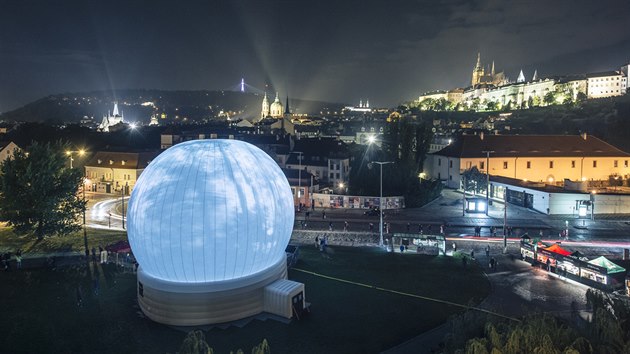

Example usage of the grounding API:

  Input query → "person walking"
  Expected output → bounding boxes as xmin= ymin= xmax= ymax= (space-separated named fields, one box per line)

xmin=328 ymin=222 xmax=333 ymax=231
xmin=15 ymin=253 xmax=22 ymax=270
xmin=452 ymin=242 xmax=457 ymax=253
xmin=322 ymin=210 xmax=326 ymax=219
xmin=485 ymin=245 xmax=490 ymax=258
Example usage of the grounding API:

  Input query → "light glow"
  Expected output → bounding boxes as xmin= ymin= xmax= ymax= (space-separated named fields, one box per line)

xmin=127 ymin=140 xmax=294 ymax=283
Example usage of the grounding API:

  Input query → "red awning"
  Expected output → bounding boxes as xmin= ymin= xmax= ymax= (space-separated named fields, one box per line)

xmin=543 ymin=243 xmax=571 ymax=256
xmin=105 ymin=240 xmax=131 ymax=253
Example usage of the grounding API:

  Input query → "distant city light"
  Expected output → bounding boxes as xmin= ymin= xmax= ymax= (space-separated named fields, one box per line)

xmin=367 ymin=135 xmax=376 ymax=144
xmin=129 ymin=123 xmax=137 ymax=129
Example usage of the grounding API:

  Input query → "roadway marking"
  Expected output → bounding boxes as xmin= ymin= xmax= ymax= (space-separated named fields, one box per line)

xmin=292 ymin=267 xmax=521 ymax=322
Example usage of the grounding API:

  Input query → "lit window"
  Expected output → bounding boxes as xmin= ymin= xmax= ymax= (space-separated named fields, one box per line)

xmin=614 ymin=160 xmax=618 ymax=168
xmin=503 ymin=161 xmax=508 ymax=169
xmin=526 ymin=161 xmax=531 ymax=169
xmin=480 ymin=161 xmax=485 ymax=170
xmin=549 ymin=161 xmax=554 ymax=168
xmin=625 ymin=160 xmax=628 ymax=168
xmin=593 ymin=160 xmax=597 ymax=168
xmin=571 ymin=160 xmax=576 ymax=168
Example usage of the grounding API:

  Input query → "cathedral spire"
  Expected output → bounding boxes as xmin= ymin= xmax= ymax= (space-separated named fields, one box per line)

xmin=517 ymin=69 xmax=525 ymax=83
xmin=284 ymin=95 xmax=290 ymax=115
xmin=491 ymin=61 xmax=495 ymax=75
xmin=112 ymin=102 xmax=119 ymax=116
xmin=532 ymin=69 xmax=538 ymax=81
xmin=475 ymin=52 xmax=481 ymax=69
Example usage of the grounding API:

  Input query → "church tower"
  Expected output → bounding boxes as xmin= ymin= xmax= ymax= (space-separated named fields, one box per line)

xmin=261 ymin=92 xmax=270 ymax=119
xmin=471 ymin=53 xmax=485 ymax=86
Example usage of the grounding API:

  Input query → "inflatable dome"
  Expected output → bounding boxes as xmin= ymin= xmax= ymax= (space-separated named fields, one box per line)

xmin=127 ymin=139 xmax=294 ymax=283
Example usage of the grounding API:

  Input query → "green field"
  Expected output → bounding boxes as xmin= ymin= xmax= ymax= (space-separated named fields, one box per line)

xmin=0 ymin=225 xmax=127 ymax=254
xmin=0 ymin=246 xmax=490 ymax=353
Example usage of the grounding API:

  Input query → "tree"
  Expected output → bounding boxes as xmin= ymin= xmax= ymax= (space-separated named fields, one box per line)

xmin=462 ymin=167 xmax=486 ymax=195
xmin=486 ymin=101 xmax=498 ymax=111
xmin=543 ymin=91 xmax=556 ymax=106
xmin=0 ymin=141 xmax=85 ymax=240
xmin=179 ymin=330 xmax=213 ymax=354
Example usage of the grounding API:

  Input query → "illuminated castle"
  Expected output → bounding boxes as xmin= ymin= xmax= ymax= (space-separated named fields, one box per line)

xmin=471 ymin=53 xmax=508 ymax=87
xmin=98 ymin=102 xmax=124 ymax=132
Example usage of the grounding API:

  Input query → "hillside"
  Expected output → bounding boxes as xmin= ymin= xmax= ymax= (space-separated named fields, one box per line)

xmin=0 ymin=89 xmax=347 ymax=124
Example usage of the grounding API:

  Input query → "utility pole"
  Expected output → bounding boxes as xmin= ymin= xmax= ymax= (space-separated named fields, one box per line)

xmin=503 ymin=187 xmax=508 ymax=253
xmin=371 ymin=161 xmax=394 ymax=248
xmin=83 ymin=177 xmax=88 ymax=259
xmin=482 ymin=150 xmax=494 ymax=216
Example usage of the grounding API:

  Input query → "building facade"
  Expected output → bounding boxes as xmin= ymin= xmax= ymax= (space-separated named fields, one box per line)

xmin=426 ymin=133 xmax=630 ymax=189
xmin=84 ymin=151 xmax=160 ymax=194
xmin=0 ymin=141 xmax=20 ymax=165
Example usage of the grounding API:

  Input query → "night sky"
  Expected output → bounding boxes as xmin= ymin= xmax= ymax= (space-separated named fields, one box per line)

xmin=1 ymin=0 xmax=629 ymax=111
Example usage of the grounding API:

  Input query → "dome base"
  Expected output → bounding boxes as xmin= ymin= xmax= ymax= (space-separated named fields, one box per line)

xmin=137 ymin=256 xmax=287 ymax=326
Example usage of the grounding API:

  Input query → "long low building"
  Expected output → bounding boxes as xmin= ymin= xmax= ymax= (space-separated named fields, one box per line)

xmin=84 ymin=151 xmax=160 ymax=194
xmin=425 ymin=133 xmax=630 ymax=190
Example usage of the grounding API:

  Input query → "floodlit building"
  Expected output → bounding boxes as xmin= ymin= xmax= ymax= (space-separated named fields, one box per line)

xmin=127 ymin=140 xmax=305 ymax=326
xmin=0 ymin=141 xmax=20 ymax=165
xmin=426 ymin=133 xmax=630 ymax=189
xmin=97 ymin=102 xmax=125 ymax=132
xmin=84 ymin=151 xmax=160 ymax=195
xmin=586 ymin=71 xmax=627 ymax=98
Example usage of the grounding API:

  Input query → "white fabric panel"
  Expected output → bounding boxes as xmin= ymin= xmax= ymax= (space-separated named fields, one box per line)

xmin=128 ymin=139 xmax=294 ymax=283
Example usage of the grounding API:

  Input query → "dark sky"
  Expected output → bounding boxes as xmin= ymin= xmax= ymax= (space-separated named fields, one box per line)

xmin=1 ymin=0 xmax=630 ymax=111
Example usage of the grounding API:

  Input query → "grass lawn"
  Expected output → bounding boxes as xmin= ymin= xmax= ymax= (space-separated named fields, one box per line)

xmin=0 ymin=246 xmax=490 ymax=353
xmin=0 ymin=225 xmax=127 ymax=254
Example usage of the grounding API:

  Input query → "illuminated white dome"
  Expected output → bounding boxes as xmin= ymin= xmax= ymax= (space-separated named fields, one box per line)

xmin=127 ymin=139 xmax=294 ymax=283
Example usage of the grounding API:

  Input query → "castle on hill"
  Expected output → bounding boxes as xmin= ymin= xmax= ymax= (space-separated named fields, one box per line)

xmin=417 ymin=53 xmax=629 ymax=111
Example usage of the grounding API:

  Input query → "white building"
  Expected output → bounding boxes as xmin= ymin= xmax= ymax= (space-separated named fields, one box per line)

xmin=0 ymin=141 xmax=20 ymax=165
xmin=586 ymin=71 xmax=627 ymax=99
xmin=84 ymin=151 xmax=160 ymax=195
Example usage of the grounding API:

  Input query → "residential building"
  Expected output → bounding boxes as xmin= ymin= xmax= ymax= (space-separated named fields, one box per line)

xmin=586 ymin=71 xmax=626 ymax=98
xmin=0 ymin=141 xmax=20 ymax=164
xmin=285 ymin=137 xmax=351 ymax=187
xmin=84 ymin=151 xmax=160 ymax=194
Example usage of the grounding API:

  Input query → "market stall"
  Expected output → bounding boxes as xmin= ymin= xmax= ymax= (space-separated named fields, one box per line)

xmin=580 ymin=256 xmax=626 ymax=290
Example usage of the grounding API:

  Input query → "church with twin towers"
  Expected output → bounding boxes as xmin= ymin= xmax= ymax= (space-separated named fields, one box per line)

xmin=261 ymin=92 xmax=289 ymax=119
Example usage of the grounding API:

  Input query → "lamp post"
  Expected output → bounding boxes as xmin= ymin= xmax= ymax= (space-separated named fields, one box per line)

xmin=482 ymin=150 xmax=494 ymax=216
xmin=294 ymin=151 xmax=303 ymax=210
xmin=503 ymin=187 xmax=508 ymax=253
xmin=66 ymin=149 xmax=86 ymax=169
xmin=83 ymin=177 xmax=89 ymax=258
xmin=370 ymin=161 xmax=394 ymax=248
xmin=121 ymin=187 xmax=126 ymax=229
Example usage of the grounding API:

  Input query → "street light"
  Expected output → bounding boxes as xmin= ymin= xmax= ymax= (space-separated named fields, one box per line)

xmin=83 ymin=177 xmax=89 ymax=258
xmin=370 ymin=161 xmax=394 ymax=248
xmin=66 ymin=149 xmax=85 ymax=169
xmin=293 ymin=151 xmax=303 ymax=210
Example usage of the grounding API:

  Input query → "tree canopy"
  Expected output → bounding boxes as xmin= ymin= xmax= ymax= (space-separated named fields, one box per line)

xmin=348 ymin=116 xmax=442 ymax=207
xmin=0 ymin=141 xmax=85 ymax=239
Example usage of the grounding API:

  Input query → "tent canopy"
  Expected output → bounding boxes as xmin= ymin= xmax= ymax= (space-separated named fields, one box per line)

xmin=105 ymin=240 xmax=131 ymax=253
xmin=544 ymin=243 xmax=572 ymax=256
xmin=588 ymin=256 xmax=626 ymax=274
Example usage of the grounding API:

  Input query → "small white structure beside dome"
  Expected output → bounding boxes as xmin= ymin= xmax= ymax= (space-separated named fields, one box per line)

xmin=127 ymin=139 xmax=302 ymax=326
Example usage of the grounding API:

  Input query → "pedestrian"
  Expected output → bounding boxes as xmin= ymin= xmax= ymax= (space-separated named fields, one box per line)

xmin=539 ymin=229 xmax=544 ymax=238
xmin=386 ymin=223 xmax=390 ymax=234
xmin=344 ymin=221 xmax=349 ymax=232
xmin=440 ymin=224 xmax=444 ymax=235
xmin=100 ymin=249 xmax=108 ymax=264
xmin=369 ymin=223 xmax=374 ymax=232
xmin=489 ymin=257 xmax=495 ymax=270
xmin=485 ymin=245 xmax=490 ymax=258
xmin=546 ymin=258 xmax=551 ymax=271
xmin=322 ymin=211 xmax=326 ymax=219
xmin=491 ymin=226 xmax=497 ymax=237
xmin=15 ymin=253 xmax=22 ymax=270
xmin=452 ymin=242 xmax=457 ymax=253
xmin=470 ymin=250 xmax=475 ymax=259
xmin=315 ymin=236 xmax=319 ymax=249
xmin=91 ymin=247 xmax=97 ymax=262
xmin=400 ymin=244 xmax=405 ymax=253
